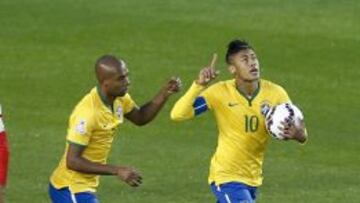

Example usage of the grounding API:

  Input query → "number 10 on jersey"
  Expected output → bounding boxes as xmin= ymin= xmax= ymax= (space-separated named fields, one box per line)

xmin=245 ymin=115 xmax=259 ymax=133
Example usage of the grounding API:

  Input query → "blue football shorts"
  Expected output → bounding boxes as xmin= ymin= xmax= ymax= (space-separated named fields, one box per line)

xmin=210 ymin=181 xmax=257 ymax=203
xmin=49 ymin=183 xmax=99 ymax=203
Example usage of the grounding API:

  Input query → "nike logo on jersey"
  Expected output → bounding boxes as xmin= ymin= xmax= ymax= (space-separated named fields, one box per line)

xmin=228 ymin=102 xmax=239 ymax=107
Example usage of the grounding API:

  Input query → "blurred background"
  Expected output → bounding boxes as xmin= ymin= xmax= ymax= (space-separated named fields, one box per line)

xmin=0 ymin=0 xmax=359 ymax=202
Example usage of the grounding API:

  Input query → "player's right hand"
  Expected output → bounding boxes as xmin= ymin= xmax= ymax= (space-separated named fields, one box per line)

xmin=279 ymin=119 xmax=307 ymax=143
xmin=161 ymin=76 xmax=182 ymax=97
xmin=196 ymin=53 xmax=220 ymax=86
xmin=116 ymin=166 xmax=142 ymax=187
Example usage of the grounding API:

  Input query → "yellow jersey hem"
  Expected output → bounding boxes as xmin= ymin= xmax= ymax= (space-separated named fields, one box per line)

xmin=208 ymin=177 xmax=262 ymax=187
xmin=50 ymin=178 xmax=97 ymax=193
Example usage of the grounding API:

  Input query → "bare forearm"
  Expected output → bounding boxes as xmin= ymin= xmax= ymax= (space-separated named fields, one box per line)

xmin=136 ymin=92 xmax=168 ymax=125
xmin=67 ymin=156 xmax=118 ymax=175
xmin=125 ymin=77 xmax=181 ymax=125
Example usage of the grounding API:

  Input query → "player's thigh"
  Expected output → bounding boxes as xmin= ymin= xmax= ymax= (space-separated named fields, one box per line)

xmin=75 ymin=192 xmax=99 ymax=203
xmin=210 ymin=183 xmax=224 ymax=203
xmin=48 ymin=184 xmax=99 ymax=203
xmin=48 ymin=184 xmax=74 ymax=203
xmin=211 ymin=182 xmax=256 ymax=203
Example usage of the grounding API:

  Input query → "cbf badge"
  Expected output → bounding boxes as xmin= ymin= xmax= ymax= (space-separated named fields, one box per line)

xmin=75 ymin=119 xmax=87 ymax=135
xmin=116 ymin=106 xmax=123 ymax=122
xmin=260 ymin=100 xmax=271 ymax=117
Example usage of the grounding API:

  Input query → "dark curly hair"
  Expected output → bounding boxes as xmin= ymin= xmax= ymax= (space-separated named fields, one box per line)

xmin=225 ymin=39 xmax=253 ymax=64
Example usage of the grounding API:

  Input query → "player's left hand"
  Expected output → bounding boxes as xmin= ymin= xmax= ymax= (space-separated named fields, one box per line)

xmin=278 ymin=118 xmax=307 ymax=143
xmin=161 ymin=76 xmax=182 ymax=97
xmin=116 ymin=166 xmax=143 ymax=187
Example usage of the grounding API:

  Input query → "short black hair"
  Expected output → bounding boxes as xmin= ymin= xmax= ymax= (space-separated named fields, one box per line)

xmin=225 ymin=39 xmax=253 ymax=64
xmin=94 ymin=54 xmax=122 ymax=83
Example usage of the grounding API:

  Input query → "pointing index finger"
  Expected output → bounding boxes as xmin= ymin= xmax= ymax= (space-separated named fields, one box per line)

xmin=209 ymin=53 xmax=218 ymax=68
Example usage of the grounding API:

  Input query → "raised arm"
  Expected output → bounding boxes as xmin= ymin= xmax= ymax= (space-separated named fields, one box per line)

xmin=170 ymin=82 xmax=206 ymax=121
xmin=125 ymin=77 xmax=181 ymax=126
xmin=171 ymin=54 xmax=219 ymax=121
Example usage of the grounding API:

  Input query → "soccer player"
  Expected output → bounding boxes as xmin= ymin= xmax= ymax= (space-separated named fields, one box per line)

xmin=0 ymin=105 xmax=9 ymax=203
xmin=170 ymin=40 xmax=308 ymax=203
xmin=49 ymin=55 xmax=181 ymax=203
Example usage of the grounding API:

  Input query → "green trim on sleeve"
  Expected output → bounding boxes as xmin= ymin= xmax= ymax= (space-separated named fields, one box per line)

xmin=67 ymin=140 xmax=88 ymax=147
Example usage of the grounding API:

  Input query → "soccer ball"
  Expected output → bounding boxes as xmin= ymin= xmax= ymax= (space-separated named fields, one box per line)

xmin=264 ymin=103 xmax=304 ymax=140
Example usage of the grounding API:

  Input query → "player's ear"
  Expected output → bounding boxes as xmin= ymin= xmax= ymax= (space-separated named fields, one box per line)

xmin=102 ymin=79 xmax=111 ymax=89
xmin=228 ymin=65 xmax=236 ymax=74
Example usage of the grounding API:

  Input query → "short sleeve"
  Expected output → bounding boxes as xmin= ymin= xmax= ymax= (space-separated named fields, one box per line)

xmin=276 ymin=85 xmax=291 ymax=104
xmin=122 ymin=93 xmax=138 ymax=114
xmin=67 ymin=109 xmax=95 ymax=146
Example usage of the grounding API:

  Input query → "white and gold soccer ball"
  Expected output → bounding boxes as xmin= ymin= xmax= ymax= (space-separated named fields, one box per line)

xmin=264 ymin=103 xmax=304 ymax=140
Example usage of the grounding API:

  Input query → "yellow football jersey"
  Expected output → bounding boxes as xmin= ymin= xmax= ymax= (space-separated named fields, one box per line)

xmin=171 ymin=79 xmax=290 ymax=187
xmin=50 ymin=86 xmax=136 ymax=193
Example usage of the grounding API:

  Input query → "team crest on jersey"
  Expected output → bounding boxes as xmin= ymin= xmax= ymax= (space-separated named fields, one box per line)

xmin=116 ymin=106 xmax=123 ymax=119
xmin=260 ymin=101 xmax=271 ymax=117
xmin=75 ymin=119 xmax=87 ymax=135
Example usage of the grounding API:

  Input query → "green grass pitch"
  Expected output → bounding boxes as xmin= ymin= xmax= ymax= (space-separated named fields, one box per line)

xmin=0 ymin=0 xmax=359 ymax=202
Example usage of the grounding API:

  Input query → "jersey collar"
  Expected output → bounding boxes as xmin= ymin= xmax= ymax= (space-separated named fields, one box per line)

xmin=234 ymin=80 xmax=261 ymax=106
xmin=96 ymin=85 xmax=113 ymax=112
